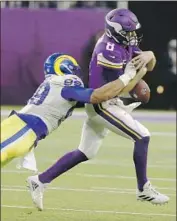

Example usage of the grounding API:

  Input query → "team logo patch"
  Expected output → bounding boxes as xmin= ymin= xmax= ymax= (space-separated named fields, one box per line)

xmin=31 ymin=180 xmax=39 ymax=191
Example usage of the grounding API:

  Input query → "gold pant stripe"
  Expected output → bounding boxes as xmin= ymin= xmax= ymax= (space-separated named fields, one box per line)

xmin=1 ymin=115 xmax=27 ymax=143
xmin=98 ymin=104 xmax=142 ymax=140
xmin=1 ymin=115 xmax=37 ymax=167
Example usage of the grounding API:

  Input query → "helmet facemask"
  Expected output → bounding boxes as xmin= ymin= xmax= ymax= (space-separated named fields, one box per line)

xmin=120 ymin=30 xmax=143 ymax=46
xmin=106 ymin=25 xmax=143 ymax=46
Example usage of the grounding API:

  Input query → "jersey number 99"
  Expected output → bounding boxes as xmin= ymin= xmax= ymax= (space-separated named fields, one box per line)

xmin=28 ymin=82 xmax=50 ymax=105
xmin=64 ymin=78 xmax=82 ymax=87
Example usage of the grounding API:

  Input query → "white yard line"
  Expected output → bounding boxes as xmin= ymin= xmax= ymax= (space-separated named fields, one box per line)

xmin=2 ymin=187 xmax=176 ymax=197
xmin=2 ymin=188 xmax=26 ymax=192
xmin=1 ymin=169 xmax=176 ymax=182
xmin=84 ymin=160 xmax=176 ymax=168
xmin=19 ymin=157 xmax=175 ymax=169
xmin=39 ymin=159 xmax=176 ymax=169
xmin=151 ymin=132 xmax=176 ymax=137
xmin=2 ymin=184 xmax=176 ymax=192
xmin=1 ymin=169 xmax=38 ymax=174
xmin=1 ymin=204 xmax=176 ymax=217
xmin=1 ymin=185 xmax=176 ymax=196
xmin=75 ymin=173 xmax=176 ymax=182
xmin=92 ymin=186 xmax=176 ymax=192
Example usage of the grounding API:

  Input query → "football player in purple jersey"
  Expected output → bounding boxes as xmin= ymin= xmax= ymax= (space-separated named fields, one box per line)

xmin=27 ymin=9 xmax=169 ymax=210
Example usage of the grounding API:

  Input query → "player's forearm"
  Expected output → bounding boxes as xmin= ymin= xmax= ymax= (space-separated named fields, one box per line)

xmin=90 ymin=79 xmax=125 ymax=104
xmin=120 ymin=67 xmax=147 ymax=94
xmin=63 ymin=61 xmax=138 ymax=104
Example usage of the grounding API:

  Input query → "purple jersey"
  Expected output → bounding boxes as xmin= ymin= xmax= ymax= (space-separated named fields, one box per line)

xmin=89 ymin=34 xmax=140 ymax=89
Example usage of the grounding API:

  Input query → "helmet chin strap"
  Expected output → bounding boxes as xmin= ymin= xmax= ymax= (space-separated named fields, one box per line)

xmin=112 ymin=35 xmax=120 ymax=43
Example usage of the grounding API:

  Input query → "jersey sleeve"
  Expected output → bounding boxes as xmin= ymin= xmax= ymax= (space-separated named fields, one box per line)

xmin=96 ymin=44 xmax=124 ymax=80
xmin=61 ymin=86 xmax=94 ymax=103
xmin=97 ymin=49 xmax=123 ymax=70
xmin=50 ymin=75 xmax=84 ymax=88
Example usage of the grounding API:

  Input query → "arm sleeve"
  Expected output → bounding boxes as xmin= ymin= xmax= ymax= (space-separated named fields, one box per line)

xmin=61 ymin=86 xmax=94 ymax=103
xmin=97 ymin=50 xmax=123 ymax=70
xmin=97 ymin=50 xmax=124 ymax=81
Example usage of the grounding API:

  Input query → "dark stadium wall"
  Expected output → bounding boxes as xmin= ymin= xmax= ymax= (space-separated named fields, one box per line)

xmin=129 ymin=2 xmax=177 ymax=110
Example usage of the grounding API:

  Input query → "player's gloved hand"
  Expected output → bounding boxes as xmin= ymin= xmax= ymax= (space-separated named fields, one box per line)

xmin=124 ymin=102 xmax=141 ymax=113
xmin=132 ymin=51 xmax=155 ymax=71
xmin=109 ymin=98 xmax=141 ymax=113
xmin=119 ymin=61 xmax=136 ymax=86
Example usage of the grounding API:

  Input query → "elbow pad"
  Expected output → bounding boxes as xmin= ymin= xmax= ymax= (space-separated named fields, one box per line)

xmin=61 ymin=87 xmax=94 ymax=103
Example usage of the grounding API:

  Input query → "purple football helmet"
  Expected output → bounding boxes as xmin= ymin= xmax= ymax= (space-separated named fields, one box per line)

xmin=105 ymin=8 xmax=143 ymax=46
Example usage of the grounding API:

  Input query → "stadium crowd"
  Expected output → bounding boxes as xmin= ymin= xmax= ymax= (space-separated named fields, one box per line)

xmin=1 ymin=1 xmax=117 ymax=9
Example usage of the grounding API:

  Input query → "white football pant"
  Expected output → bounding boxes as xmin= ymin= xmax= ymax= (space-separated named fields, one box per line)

xmin=78 ymin=98 xmax=150 ymax=159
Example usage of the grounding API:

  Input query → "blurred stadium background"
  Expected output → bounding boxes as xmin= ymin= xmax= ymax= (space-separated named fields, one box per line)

xmin=1 ymin=1 xmax=176 ymax=221
xmin=1 ymin=1 xmax=177 ymax=109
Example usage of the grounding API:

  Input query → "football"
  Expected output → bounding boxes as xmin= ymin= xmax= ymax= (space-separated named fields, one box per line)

xmin=130 ymin=79 xmax=151 ymax=103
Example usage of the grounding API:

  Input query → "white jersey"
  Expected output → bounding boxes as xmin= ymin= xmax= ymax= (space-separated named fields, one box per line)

xmin=19 ymin=74 xmax=84 ymax=134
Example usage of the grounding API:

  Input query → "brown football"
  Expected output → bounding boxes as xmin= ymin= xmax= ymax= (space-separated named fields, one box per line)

xmin=130 ymin=79 xmax=150 ymax=103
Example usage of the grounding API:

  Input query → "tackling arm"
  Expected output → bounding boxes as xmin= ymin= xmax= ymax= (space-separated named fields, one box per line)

xmin=61 ymin=80 xmax=125 ymax=104
xmin=90 ymin=78 xmax=125 ymax=103
xmin=61 ymin=54 xmax=149 ymax=104
xmin=90 ymin=56 xmax=150 ymax=102
xmin=61 ymin=60 xmax=139 ymax=104
xmin=90 ymin=66 xmax=147 ymax=103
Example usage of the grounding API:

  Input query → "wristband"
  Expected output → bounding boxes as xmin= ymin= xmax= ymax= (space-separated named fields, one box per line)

xmin=119 ymin=74 xmax=131 ymax=86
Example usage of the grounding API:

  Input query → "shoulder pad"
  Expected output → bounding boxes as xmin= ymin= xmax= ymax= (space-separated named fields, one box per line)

xmin=95 ymin=38 xmax=123 ymax=69
xmin=50 ymin=75 xmax=84 ymax=88
xmin=97 ymin=50 xmax=123 ymax=69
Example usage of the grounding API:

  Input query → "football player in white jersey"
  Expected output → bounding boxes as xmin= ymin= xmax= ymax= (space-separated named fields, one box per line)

xmin=1 ymin=52 xmax=139 ymax=169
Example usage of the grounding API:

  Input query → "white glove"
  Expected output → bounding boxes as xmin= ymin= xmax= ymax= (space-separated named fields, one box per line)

xmin=109 ymin=98 xmax=141 ymax=113
xmin=119 ymin=62 xmax=136 ymax=86
xmin=124 ymin=102 xmax=141 ymax=113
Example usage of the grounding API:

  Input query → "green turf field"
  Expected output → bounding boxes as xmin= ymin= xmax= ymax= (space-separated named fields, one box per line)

xmin=1 ymin=111 xmax=176 ymax=221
